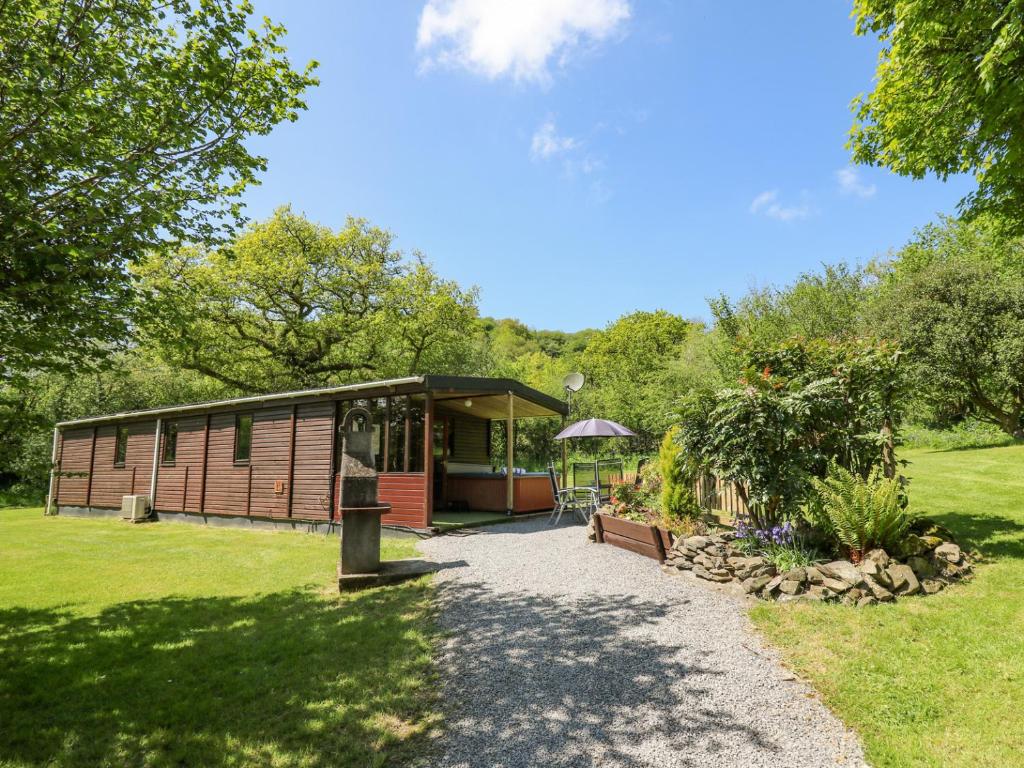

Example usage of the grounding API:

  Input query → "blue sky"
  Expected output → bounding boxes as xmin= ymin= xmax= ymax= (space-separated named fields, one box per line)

xmin=243 ymin=1 xmax=972 ymax=331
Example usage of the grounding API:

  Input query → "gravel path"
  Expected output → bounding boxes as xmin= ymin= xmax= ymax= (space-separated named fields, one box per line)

xmin=417 ymin=518 xmax=865 ymax=768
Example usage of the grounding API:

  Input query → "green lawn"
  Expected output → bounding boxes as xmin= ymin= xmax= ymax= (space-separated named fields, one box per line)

xmin=0 ymin=509 xmax=437 ymax=768
xmin=752 ymin=444 xmax=1024 ymax=768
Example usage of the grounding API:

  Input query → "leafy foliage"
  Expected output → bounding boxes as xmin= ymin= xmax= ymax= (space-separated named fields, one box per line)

xmin=676 ymin=337 xmax=906 ymax=528
xmin=875 ymin=241 xmax=1024 ymax=438
xmin=812 ymin=464 xmax=912 ymax=561
xmin=137 ymin=207 xmax=481 ymax=393
xmin=657 ymin=427 xmax=700 ymax=523
xmin=850 ymin=0 xmax=1024 ymax=225
xmin=576 ymin=311 xmax=695 ymax=451
xmin=0 ymin=0 xmax=318 ymax=381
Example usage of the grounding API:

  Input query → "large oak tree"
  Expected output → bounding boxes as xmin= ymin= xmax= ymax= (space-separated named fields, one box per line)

xmin=137 ymin=207 xmax=481 ymax=393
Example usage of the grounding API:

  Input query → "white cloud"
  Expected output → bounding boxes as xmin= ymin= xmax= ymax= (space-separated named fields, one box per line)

xmin=836 ymin=166 xmax=877 ymax=198
xmin=749 ymin=190 xmax=811 ymax=222
xmin=530 ymin=119 xmax=579 ymax=160
xmin=416 ymin=0 xmax=631 ymax=84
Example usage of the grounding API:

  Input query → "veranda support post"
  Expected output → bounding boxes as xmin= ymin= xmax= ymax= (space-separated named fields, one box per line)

xmin=44 ymin=427 xmax=59 ymax=515
xmin=506 ymin=391 xmax=514 ymax=515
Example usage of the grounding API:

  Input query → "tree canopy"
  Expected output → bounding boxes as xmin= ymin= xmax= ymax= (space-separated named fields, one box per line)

xmin=850 ymin=0 xmax=1024 ymax=224
xmin=137 ymin=208 xmax=481 ymax=393
xmin=0 ymin=0 xmax=317 ymax=381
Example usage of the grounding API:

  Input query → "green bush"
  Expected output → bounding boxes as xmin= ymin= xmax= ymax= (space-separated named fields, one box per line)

xmin=658 ymin=427 xmax=700 ymax=525
xmin=812 ymin=464 xmax=912 ymax=561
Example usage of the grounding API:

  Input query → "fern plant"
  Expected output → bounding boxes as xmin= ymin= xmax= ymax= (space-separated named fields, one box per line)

xmin=812 ymin=464 xmax=911 ymax=562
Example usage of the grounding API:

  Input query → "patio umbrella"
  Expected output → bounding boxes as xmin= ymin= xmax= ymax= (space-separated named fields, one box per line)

xmin=554 ymin=418 xmax=637 ymax=440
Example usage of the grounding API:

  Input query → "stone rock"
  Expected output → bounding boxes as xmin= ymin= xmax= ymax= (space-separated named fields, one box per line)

xmin=805 ymin=566 xmax=824 ymax=585
xmin=857 ymin=595 xmax=878 ymax=608
xmin=682 ymin=535 xmax=710 ymax=551
xmin=694 ymin=554 xmax=715 ymax=569
xmin=801 ymin=588 xmax=825 ymax=602
xmin=862 ymin=574 xmax=894 ymax=602
xmin=818 ymin=560 xmax=862 ymax=585
xmin=762 ymin=574 xmax=786 ymax=595
xmin=807 ymin=584 xmax=838 ymax=601
xmin=911 ymin=518 xmax=957 ymax=542
xmin=907 ymin=555 xmax=936 ymax=579
xmin=674 ymin=559 xmax=694 ymax=571
xmin=921 ymin=578 xmax=945 ymax=595
xmin=896 ymin=533 xmax=931 ymax=559
xmin=860 ymin=558 xmax=893 ymax=589
xmin=709 ymin=567 xmax=731 ymax=577
xmin=782 ymin=567 xmax=807 ymax=584
xmin=886 ymin=563 xmax=921 ymax=596
xmin=726 ymin=556 xmax=749 ymax=568
xmin=777 ymin=579 xmax=803 ymax=595
xmin=821 ymin=577 xmax=851 ymax=594
xmin=864 ymin=548 xmax=891 ymax=569
xmin=749 ymin=564 xmax=778 ymax=579
xmin=744 ymin=556 xmax=767 ymax=569
xmin=743 ymin=574 xmax=773 ymax=594
xmin=842 ymin=587 xmax=865 ymax=606
xmin=934 ymin=542 xmax=963 ymax=564
xmin=586 ymin=516 xmax=597 ymax=541
xmin=936 ymin=559 xmax=968 ymax=579
xmin=693 ymin=565 xmax=730 ymax=583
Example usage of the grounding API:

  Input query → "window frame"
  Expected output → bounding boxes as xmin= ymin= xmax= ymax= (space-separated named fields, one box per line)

xmin=114 ymin=425 xmax=129 ymax=467
xmin=161 ymin=421 xmax=179 ymax=466
xmin=233 ymin=413 xmax=253 ymax=464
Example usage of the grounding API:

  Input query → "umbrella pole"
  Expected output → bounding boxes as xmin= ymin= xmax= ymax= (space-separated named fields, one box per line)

xmin=560 ymin=415 xmax=568 ymax=487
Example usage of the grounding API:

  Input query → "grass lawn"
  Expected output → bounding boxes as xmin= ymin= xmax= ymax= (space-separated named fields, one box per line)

xmin=0 ymin=509 xmax=437 ymax=768
xmin=751 ymin=444 xmax=1024 ymax=768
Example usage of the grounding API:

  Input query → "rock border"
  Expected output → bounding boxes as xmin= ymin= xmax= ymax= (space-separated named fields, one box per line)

xmin=660 ymin=532 xmax=972 ymax=606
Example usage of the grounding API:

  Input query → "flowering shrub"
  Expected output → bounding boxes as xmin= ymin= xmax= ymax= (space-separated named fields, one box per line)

xmin=733 ymin=517 xmax=822 ymax=569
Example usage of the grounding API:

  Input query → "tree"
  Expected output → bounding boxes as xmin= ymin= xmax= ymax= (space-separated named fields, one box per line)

xmin=709 ymin=263 xmax=874 ymax=353
xmin=850 ymin=1 xmax=1024 ymax=224
xmin=876 ymin=259 xmax=1024 ymax=438
xmin=0 ymin=0 xmax=318 ymax=381
xmin=137 ymin=207 xmax=481 ymax=393
xmin=577 ymin=311 xmax=694 ymax=450
xmin=676 ymin=337 xmax=906 ymax=528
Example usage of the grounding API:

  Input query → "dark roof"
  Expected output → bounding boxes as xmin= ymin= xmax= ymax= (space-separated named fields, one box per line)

xmin=56 ymin=375 xmax=567 ymax=428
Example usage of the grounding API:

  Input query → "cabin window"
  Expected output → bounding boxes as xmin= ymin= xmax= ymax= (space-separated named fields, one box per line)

xmin=162 ymin=422 xmax=178 ymax=465
xmin=387 ymin=397 xmax=407 ymax=472
xmin=114 ymin=426 xmax=129 ymax=466
xmin=234 ymin=414 xmax=253 ymax=463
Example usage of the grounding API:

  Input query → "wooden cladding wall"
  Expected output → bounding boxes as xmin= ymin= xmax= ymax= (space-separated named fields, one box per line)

xmin=54 ymin=427 xmax=93 ymax=506
xmin=57 ymin=404 xmax=337 ymax=521
xmin=377 ymin=472 xmax=428 ymax=528
xmin=290 ymin=402 xmax=335 ymax=520
xmin=154 ymin=415 xmax=207 ymax=513
xmin=58 ymin=421 xmax=157 ymax=508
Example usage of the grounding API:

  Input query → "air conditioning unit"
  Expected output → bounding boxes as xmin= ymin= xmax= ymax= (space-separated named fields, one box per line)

xmin=121 ymin=494 xmax=151 ymax=522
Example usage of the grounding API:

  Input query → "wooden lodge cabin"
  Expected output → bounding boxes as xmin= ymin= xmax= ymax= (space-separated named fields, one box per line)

xmin=48 ymin=376 xmax=568 ymax=530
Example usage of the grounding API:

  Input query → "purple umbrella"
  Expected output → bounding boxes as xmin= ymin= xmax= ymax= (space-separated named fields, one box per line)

xmin=554 ymin=418 xmax=637 ymax=440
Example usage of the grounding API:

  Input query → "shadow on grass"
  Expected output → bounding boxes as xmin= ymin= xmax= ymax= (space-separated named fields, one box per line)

xmin=0 ymin=584 xmax=434 ymax=768
xmin=930 ymin=510 xmax=1024 ymax=560
xmin=426 ymin=581 xmax=778 ymax=767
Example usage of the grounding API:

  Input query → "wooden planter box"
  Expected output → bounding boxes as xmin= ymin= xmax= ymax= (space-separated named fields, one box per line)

xmin=594 ymin=513 xmax=674 ymax=562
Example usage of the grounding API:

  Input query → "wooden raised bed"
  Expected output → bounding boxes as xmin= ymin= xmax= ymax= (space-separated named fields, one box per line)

xmin=594 ymin=513 xmax=674 ymax=562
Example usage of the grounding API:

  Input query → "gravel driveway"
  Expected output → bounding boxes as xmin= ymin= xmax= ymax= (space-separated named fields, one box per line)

xmin=417 ymin=518 xmax=865 ymax=768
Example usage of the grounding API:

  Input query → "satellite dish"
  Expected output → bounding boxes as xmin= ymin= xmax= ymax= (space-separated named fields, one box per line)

xmin=563 ymin=372 xmax=585 ymax=392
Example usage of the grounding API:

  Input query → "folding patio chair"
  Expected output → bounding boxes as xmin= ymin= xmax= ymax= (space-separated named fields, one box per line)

xmin=547 ymin=464 xmax=599 ymax=525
